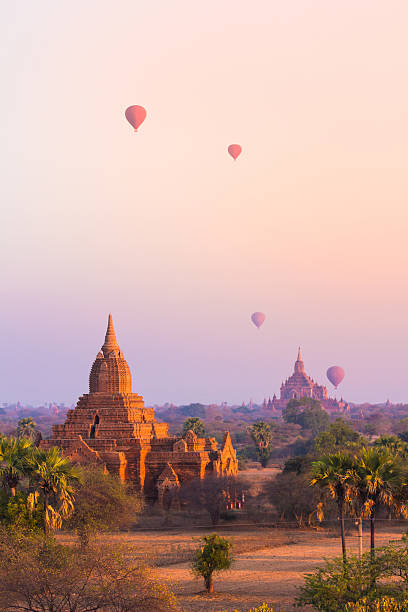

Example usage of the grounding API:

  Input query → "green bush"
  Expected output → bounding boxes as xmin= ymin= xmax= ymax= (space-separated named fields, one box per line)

xmin=297 ymin=543 xmax=408 ymax=610
xmin=192 ymin=533 xmax=232 ymax=593
xmin=0 ymin=490 xmax=43 ymax=532
xmin=346 ymin=598 xmax=408 ymax=611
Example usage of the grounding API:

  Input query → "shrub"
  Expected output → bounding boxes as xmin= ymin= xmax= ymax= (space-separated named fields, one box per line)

xmin=0 ymin=490 xmax=43 ymax=532
xmin=192 ymin=533 xmax=232 ymax=593
xmin=346 ymin=599 xmax=408 ymax=611
xmin=296 ymin=554 xmax=382 ymax=611
xmin=0 ymin=527 xmax=179 ymax=611
xmin=296 ymin=543 xmax=408 ymax=611
xmin=67 ymin=466 xmax=144 ymax=545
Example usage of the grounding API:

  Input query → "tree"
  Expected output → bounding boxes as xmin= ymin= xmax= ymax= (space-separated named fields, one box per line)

xmin=29 ymin=447 xmax=80 ymax=534
xmin=182 ymin=417 xmax=205 ymax=437
xmin=283 ymin=398 xmax=330 ymax=436
xmin=311 ymin=453 xmax=354 ymax=563
xmin=67 ymin=466 xmax=144 ymax=546
xmin=351 ymin=448 xmax=407 ymax=560
xmin=0 ymin=528 xmax=179 ymax=611
xmin=314 ymin=419 xmax=363 ymax=455
xmin=192 ymin=533 xmax=232 ymax=593
xmin=0 ymin=437 xmax=34 ymax=496
xmin=248 ymin=421 xmax=273 ymax=467
xmin=17 ymin=418 xmax=41 ymax=445
xmin=267 ymin=469 xmax=328 ymax=527
xmin=179 ymin=475 xmax=243 ymax=525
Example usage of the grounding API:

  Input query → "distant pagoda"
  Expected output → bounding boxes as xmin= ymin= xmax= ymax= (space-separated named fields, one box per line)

xmin=265 ymin=348 xmax=349 ymax=413
xmin=41 ymin=315 xmax=238 ymax=501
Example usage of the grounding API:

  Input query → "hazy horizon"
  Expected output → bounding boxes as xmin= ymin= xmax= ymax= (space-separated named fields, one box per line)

xmin=2 ymin=1 xmax=408 ymax=405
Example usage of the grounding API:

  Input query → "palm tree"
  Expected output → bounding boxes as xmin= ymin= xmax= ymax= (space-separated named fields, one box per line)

xmin=30 ymin=447 xmax=80 ymax=534
xmin=0 ymin=437 xmax=34 ymax=496
xmin=17 ymin=417 xmax=37 ymax=442
xmin=352 ymin=447 xmax=407 ymax=560
xmin=248 ymin=421 xmax=273 ymax=467
xmin=311 ymin=453 xmax=354 ymax=563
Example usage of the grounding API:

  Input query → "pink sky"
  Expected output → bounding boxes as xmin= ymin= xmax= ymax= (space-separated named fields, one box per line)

xmin=2 ymin=1 xmax=408 ymax=405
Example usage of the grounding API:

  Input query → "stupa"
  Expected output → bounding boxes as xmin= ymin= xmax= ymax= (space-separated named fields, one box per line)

xmin=41 ymin=315 xmax=238 ymax=501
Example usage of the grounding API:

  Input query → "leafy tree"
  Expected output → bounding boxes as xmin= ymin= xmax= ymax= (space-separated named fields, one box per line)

xmin=17 ymin=418 xmax=41 ymax=445
xmin=282 ymin=455 xmax=313 ymax=475
xmin=182 ymin=417 xmax=205 ymax=437
xmin=351 ymin=448 xmax=407 ymax=560
xmin=67 ymin=466 xmax=144 ymax=546
xmin=0 ymin=528 xmax=179 ymax=611
xmin=0 ymin=437 xmax=34 ymax=496
xmin=248 ymin=421 xmax=273 ymax=467
xmin=314 ymin=419 xmax=363 ymax=454
xmin=29 ymin=447 xmax=80 ymax=534
xmin=192 ymin=533 xmax=232 ymax=593
xmin=311 ymin=453 xmax=355 ymax=563
xmin=283 ymin=398 xmax=330 ymax=436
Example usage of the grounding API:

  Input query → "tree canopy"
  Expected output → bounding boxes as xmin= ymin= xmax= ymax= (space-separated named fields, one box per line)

xmin=182 ymin=417 xmax=205 ymax=437
xmin=192 ymin=533 xmax=232 ymax=593
xmin=283 ymin=399 xmax=330 ymax=436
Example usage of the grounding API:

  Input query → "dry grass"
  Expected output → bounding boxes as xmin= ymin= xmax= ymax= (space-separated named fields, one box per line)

xmin=58 ymin=524 xmax=408 ymax=612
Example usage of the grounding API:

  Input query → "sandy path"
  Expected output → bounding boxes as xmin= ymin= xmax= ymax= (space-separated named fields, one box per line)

xmin=156 ymin=529 xmax=404 ymax=612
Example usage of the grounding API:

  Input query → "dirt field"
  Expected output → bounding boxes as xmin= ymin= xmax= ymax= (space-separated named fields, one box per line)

xmin=153 ymin=527 xmax=405 ymax=612
xmin=59 ymin=525 xmax=407 ymax=612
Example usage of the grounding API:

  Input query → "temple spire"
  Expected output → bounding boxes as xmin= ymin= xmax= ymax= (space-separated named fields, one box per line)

xmin=294 ymin=346 xmax=305 ymax=373
xmin=102 ymin=313 xmax=120 ymax=356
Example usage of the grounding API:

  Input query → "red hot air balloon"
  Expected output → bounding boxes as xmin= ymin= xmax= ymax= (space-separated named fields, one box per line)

xmin=251 ymin=312 xmax=265 ymax=329
xmin=327 ymin=366 xmax=345 ymax=389
xmin=228 ymin=144 xmax=242 ymax=160
xmin=125 ymin=105 xmax=147 ymax=132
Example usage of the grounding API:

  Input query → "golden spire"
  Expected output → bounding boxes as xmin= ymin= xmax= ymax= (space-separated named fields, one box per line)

xmin=102 ymin=313 xmax=120 ymax=356
xmin=297 ymin=346 xmax=302 ymax=361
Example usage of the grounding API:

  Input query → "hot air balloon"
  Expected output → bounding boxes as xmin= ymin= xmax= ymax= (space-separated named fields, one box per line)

xmin=125 ymin=105 xmax=147 ymax=132
xmin=326 ymin=366 xmax=345 ymax=389
xmin=251 ymin=312 xmax=265 ymax=329
xmin=228 ymin=144 xmax=242 ymax=160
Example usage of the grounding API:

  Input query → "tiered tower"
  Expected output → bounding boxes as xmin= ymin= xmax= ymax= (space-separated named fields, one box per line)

xmin=41 ymin=315 xmax=238 ymax=500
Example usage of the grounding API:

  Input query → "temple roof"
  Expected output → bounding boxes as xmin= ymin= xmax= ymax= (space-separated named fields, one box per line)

xmin=102 ymin=313 xmax=120 ymax=357
xmin=89 ymin=314 xmax=132 ymax=394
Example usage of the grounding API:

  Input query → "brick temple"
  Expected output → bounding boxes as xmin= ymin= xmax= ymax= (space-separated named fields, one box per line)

xmin=264 ymin=348 xmax=349 ymax=413
xmin=41 ymin=315 xmax=238 ymax=501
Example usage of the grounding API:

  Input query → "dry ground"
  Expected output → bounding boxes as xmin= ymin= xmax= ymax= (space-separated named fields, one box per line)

xmin=153 ymin=527 xmax=405 ymax=612
xmin=59 ymin=524 xmax=407 ymax=612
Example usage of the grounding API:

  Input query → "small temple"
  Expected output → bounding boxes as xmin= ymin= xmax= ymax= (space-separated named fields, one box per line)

xmin=264 ymin=348 xmax=349 ymax=413
xmin=41 ymin=315 xmax=238 ymax=501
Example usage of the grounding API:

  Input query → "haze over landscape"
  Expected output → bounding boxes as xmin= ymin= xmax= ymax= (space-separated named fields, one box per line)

xmin=2 ymin=0 xmax=408 ymax=405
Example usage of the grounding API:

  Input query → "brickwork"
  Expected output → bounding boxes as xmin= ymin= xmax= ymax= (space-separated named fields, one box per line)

xmin=41 ymin=315 xmax=238 ymax=501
